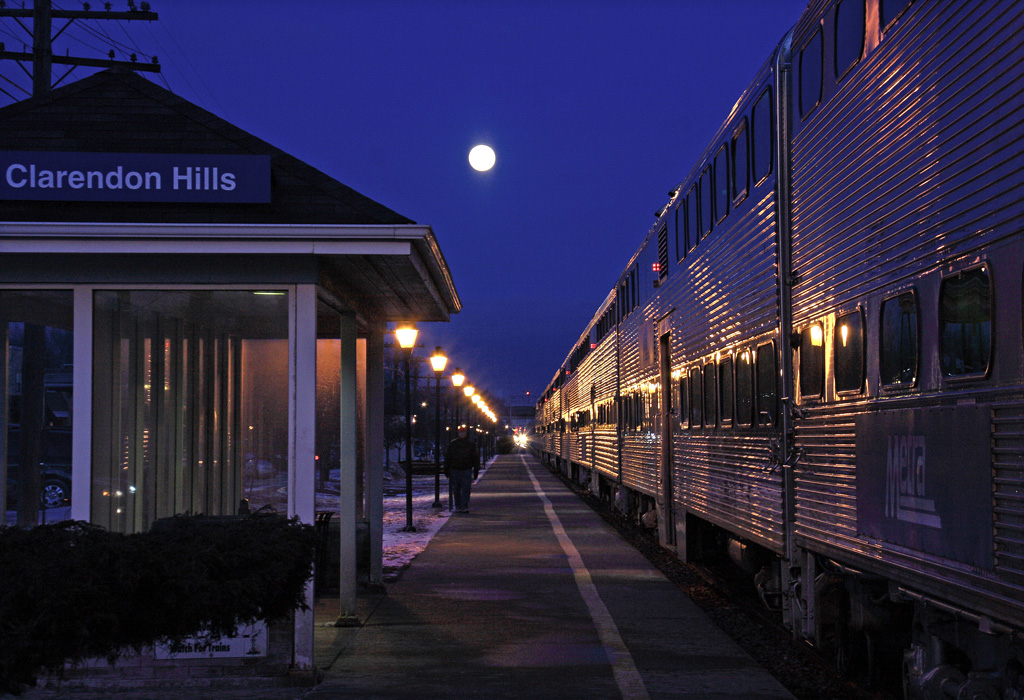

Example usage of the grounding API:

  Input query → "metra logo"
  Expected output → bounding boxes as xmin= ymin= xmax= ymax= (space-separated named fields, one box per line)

xmin=885 ymin=434 xmax=941 ymax=528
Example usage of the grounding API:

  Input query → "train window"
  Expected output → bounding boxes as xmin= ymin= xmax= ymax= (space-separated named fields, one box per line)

xmin=880 ymin=290 xmax=919 ymax=386
xmin=686 ymin=186 xmax=699 ymax=253
xmin=703 ymin=363 xmax=718 ymax=428
xmin=799 ymin=27 xmax=823 ymax=118
xmin=732 ymin=119 xmax=749 ymax=206
xmin=735 ymin=348 xmax=754 ymax=425
xmin=678 ymin=373 xmax=688 ymax=428
xmin=880 ymin=0 xmax=912 ymax=30
xmin=675 ymin=206 xmax=685 ymax=263
xmin=699 ymin=166 xmax=714 ymax=239
xmin=689 ymin=366 xmax=702 ymax=428
xmin=835 ymin=0 xmax=865 ymax=80
xmin=756 ymin=341 xmax=779 ymax=427
xmin=714 ymin=144 xmax=730 ymax=225
xmin=939 ymin=267 xmax=991 ymax=378
xmin=752 ymin=88 xmax=773 ymax=184
xmin=834 ymin=309 xmax=865 ymax=393
xmin=799 ymin=323 xmax=825 ymax=399
xmin=719 ymin=356 xmax=734 ymax=426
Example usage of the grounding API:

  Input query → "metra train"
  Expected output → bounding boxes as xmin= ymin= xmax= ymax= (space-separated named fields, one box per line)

xmin=535 ymin=1 xmax=1024 ymax=697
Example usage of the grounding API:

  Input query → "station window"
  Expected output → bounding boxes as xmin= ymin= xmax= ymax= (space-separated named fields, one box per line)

xmin=718 ymin=356 xmax=734 ymax=425
xmin=880 ymin=290 xmax=919 ymax=386
xmin=689 ymin=366 xmax=702 ymax=428
xmin=752 ymin=88 xmax=774 ymax=184
xmin=732 ymin=119 xmax=749 ymax=206
xmin=756 ymin=342 xmax=778 ymax=427
xmin=735 ymin=348 xmax=754 ymax=426
xmin=699 ymin=166 xmax=714 ymax=240
xmin=799 ymin=323 xmax=825 ymax=399
xmin=686 ymin=186 xmax=699 ymax=253
xmin=800 ymin=27 xmax=823 ymax=118
xmin=702 ymin=362 xmax=718 ymax=428
xmin=939 ymin=267 xmax=991 ymax=378
xmin=713 ymin=144 xmax=730 ymax=225
xmin=835 ymin=0 xmax=865 ymax=80
xmin=834 ymin=309 xmax=865 ymax=393
xmin=880 ymin=0 xmax=912 ymax=30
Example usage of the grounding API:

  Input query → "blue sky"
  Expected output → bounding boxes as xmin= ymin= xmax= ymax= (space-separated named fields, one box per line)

xmin=3 ymin=0 xmax=808 ymax=404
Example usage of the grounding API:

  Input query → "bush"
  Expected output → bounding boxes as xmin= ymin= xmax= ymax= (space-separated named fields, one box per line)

xmin=496 ymin=436 xmax=516 ymax=454
xmin=0 ymin=514 xmax=316 ymax=695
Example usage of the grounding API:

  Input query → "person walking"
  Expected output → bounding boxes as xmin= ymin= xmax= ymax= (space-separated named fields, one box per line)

xmin=445 ymin=426 xmax=478 ymax=513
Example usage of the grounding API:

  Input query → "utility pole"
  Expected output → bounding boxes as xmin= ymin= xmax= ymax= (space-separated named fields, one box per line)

xmin=0 ymin=1 xmax=160 ymax=98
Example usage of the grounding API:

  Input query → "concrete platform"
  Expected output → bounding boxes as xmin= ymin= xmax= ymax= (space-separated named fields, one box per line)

xmin=310 ymin=453 xmax=795 ymax=700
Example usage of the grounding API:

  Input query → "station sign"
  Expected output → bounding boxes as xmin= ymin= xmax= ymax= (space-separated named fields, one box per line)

xmin=0 ymin=151 xmax=271 ymax=203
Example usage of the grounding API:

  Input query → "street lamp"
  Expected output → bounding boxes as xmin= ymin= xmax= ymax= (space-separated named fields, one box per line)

xmin=395 ymin=322 xmax=418 ymax=532
xmin=451 ymin=368 xmax=465 ymax=432
xmin=429 ymin=346 xmax=448 ymax=509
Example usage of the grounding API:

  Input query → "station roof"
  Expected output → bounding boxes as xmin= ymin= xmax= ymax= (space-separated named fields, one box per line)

xmin=0 ymin=69 xmax=460 ymax=324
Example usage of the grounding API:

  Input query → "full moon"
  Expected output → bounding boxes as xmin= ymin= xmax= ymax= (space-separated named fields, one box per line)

xmin=468 ymin=144 xmax=496 ymax=171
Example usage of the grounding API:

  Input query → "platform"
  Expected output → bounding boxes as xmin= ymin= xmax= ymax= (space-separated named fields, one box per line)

xmin=311 ymin=452 xmax=795 ymax=700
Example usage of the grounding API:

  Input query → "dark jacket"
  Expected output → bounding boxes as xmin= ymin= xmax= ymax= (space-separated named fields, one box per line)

xmin=445 ymin=437 xmax=478 ymax=471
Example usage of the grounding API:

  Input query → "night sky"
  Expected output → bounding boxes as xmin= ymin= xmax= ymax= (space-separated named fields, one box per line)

xmin=2 ymin=0 xmax=808 ymax=405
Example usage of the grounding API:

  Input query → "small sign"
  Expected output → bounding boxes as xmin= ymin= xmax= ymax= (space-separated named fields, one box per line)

xmin=153 ymin=621 xmax=268 ymax=659
xmin=0 ymin=151 xmax=271 ymax=203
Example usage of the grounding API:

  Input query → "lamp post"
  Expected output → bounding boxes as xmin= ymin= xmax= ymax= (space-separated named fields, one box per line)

xmin=395 ymin=322 xmax=418 ymax=532
xmin=429 ymin=346 xmax=448 ymax=509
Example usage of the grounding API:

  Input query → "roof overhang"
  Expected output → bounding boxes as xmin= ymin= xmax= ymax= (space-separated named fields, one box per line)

xmin=0 ymin=221 xmax=461 ymax=325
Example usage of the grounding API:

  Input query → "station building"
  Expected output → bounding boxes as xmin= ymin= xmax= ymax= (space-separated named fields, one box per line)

xmin=0 ymin=68 xmax=460 ymax=677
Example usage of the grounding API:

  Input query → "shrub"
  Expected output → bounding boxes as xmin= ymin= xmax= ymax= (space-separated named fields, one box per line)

xmin=496 ymin=436 xmax=516 ymax=454
xmin=0 ymin=514 xmax=316 ymax=695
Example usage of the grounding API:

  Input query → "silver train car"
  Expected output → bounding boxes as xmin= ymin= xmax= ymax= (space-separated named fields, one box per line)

xmin=535 ymin=1 xmax=1024 ymax=697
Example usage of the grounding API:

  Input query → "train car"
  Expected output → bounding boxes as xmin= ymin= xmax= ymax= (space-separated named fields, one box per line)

xmin=785 ymin=1 xmax=1024 ymax=694
xmin=538 ymin=1 xmax=1024 ymax=696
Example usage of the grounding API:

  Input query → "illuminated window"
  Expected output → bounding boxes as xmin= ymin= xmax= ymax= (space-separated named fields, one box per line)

xmin=799 ymin=323 xmax=825 ymax=398
xmin=735 ymin=348 xmax=754 ymax=425
xmin=835 ymin=0 xmax=865 ymax=80
xmin=732 ymin=118 xmax=749 ymax=205
xmin=880 ymin=290 xmax=918 ymax=385
xmin=800 ymin=28 xmax=823 ymax=118
xmin=689 ymin=366 xmax=702 ymax=428
xmin=939 ymin=268 xmax=991 ymax=378
xmin=718 ymin=356 xmax=734 ymax=426
xmin=703 ymin=362 xmax=718 ymax=428
xmin=834 ymin=309 xmax=865 ymax=393
xmin=92 ymin=290 xmax=289 ymax=533
xmin=752 ymin=88 xmax=774 ymax=184
xmin=678 ymin=374 xmax=688 ymax=428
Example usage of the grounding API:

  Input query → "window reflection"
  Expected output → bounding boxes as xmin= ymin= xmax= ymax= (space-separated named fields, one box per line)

xmin=0 ymin=291 xmax=74 ymax=527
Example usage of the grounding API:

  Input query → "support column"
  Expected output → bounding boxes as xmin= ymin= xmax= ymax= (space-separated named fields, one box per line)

xmin=290 ymin=285 xmax=317 ymax=669
xmin=335 ymin=312 xmax=360 ymax=626
xmin=71 ymin=287 xmax=92 ymax=522
xmin=365 ymin=326 xmax=385 ymax=588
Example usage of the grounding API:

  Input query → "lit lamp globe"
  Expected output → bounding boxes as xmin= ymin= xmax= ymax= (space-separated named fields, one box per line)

xmin=451 ymin=368 xmax=465 ymax=388
xmin=429 ymin=346 xmax=448 ymax=375
xmin=395 ymin=322 xmax=418 ymax=351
